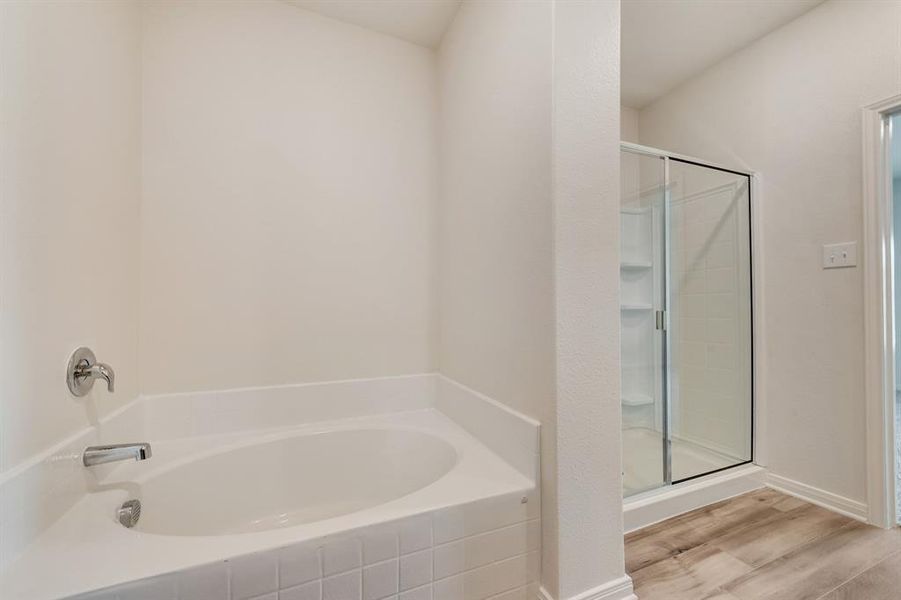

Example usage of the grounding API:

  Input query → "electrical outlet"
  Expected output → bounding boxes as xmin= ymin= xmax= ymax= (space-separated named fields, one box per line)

xmin=822 ymin=242 xmax=857 ymax=269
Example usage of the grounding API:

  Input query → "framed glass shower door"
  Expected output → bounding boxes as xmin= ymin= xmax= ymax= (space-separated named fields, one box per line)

xmin=667 ymin=158 xmax=753 ymax=483
xmin=621 ymin=144 xmax=754 ymax=497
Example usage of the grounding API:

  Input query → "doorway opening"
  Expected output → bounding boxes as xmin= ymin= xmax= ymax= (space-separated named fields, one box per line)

xmin=890 ymin=112 xmax=901 ymax=523
xmin=862 ymin=95 xmax=901 ymax=530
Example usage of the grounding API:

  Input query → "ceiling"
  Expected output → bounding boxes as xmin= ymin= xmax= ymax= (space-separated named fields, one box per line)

xmin=286 ymin=0 xmax=462 ymax=48
xmin=622 ymin=0 xmax=824 ymax=109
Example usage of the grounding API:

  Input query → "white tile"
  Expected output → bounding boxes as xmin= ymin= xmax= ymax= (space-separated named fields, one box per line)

xmin=177 ymin=562 xmax=229 ymax=600
xmin=399 ymin=550 xmax=431 ymax=592
xmin=363 ymin=559 xmax=398 ymax=600
xmin=434 ymin=553 xmax=535 ymax=600
xmin=249 ymin=594 xmax=278 ymax=600
xmin=398 ymin=516 xmax=431 ymax=555
xmin=707 ymin=343 xmax=737 ymax=369
xmin=231 ymin=552 xmax=278 ymax=599
xmin=279 ymin=581 xmax=321 ymax=600
xmin=680 ymin=317 xmax=706 ymax=342
xmin=485 ymin=586 xmax=528 ymax=600
xmin=680 ymin=341 xmax=707 ymax=367
xmin=322 ymin=537 xmax=362 ymax=576
xmin=706 ymin=318 xmax=736 ymax=344
xmin=705 ymin=293 xmax=736 ymax=319
xmin=433 ymin=493 xmax=536 ymax=545
xmin=398 ymin=585 xmax=432 ymax=600
xmin=681 ymin=270 xmax=706 ymax=294
xmin=116 ymin=574 xmax=177 ymax=600
xmin=362 ymin=527 xmax=399 ymax=565
xmin=323 ymin=570 xmax=362 ymax=600
xmin=432 ymin=575 xmax=463 ymax=600
xmin=706 ymin=267 xmax=735 ymax=293
xmin=280 ymin=544 xmax=322 ymax=588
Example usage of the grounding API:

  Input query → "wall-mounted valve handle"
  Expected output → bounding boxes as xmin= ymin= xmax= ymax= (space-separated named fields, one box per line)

xmin=67 ymin=347 xmax=115 ymax=396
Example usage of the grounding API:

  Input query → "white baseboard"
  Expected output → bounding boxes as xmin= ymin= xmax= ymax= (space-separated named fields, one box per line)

xmin=766 ymin=473 xmax=868 ymax=522
xmin=537 ymin=576 xmax=637 ymax=600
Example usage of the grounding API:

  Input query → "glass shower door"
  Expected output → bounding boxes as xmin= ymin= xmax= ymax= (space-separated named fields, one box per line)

xmin=620 ymin=148 xmax=667 ymax=496
xmin=667 ymin=159 xmax=753 ymax=482
xmin=621 ymin=144 xmax=754 ymax=498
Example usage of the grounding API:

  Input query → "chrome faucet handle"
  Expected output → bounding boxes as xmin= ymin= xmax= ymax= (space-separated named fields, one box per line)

xmin=67 ymin=347 xmax=115 ymax=396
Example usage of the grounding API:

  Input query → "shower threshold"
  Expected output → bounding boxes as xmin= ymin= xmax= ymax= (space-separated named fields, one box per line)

xmin=623 ymin=459 xmax=765 ymax=532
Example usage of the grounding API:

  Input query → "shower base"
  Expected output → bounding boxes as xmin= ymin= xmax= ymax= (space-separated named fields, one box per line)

xmin=622 ymin=426 xmax=763 ymax=531
xmin=622 ymin=427 xmax=743 ymax=496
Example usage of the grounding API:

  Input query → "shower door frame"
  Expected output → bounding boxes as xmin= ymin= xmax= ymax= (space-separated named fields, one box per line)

xmin=621 ymin=142 xmax=764 ymax=493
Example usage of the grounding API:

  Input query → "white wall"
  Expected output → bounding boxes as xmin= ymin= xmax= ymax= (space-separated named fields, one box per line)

xmin=639 ymin=0 xmax=901 ymax=504
xmin=141 ymin=0 xmax=437 ymax=394
xmin=553 ymin=2 xmax=630 ymax=598
xmin=0 ymin=0 xmax=141 ymax=472
xmin=621 ymin=105 xmax=640 ymax=143
xmin=438 ymin=2 xmax=630 ymax=598
xmin=1 ymin=3 xmax=631 ymax=597
xmin=436 ymin=0 xmax=558 ymax=592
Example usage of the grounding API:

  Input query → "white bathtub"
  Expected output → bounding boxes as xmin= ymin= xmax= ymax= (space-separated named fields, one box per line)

xmin=1 ymin=391 xmax=539 ymax=600
xmin=137 ymin=428 xmax=458 ymax=536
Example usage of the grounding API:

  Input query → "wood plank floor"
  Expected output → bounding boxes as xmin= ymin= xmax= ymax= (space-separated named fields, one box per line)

xmin=624 ymin=488 xmax=901 ymax=600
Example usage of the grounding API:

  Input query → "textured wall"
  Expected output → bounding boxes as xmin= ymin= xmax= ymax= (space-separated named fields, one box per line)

xmin=0 ymin=0 xmax=142 ymax=471
xmin=141 ymin=0 xmax=438 ymax=394
xmin=640 ymin=0 xmax=901 ymax=503
xmin=553 ymin=1 xmax=630 ymax=598
xmin=436 ymin=0 xmax=557 ymax=593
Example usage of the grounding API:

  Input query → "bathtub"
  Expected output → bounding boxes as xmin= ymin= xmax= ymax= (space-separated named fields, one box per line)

xmin=137 ymin=427 xmax=458 ymax=536
xmin=0 ymin=381 xmax=540 ymax=600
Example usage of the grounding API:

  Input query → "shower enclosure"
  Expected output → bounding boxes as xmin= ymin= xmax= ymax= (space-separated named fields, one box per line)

xmin=620 ymin=142 xmax=754 ymax=498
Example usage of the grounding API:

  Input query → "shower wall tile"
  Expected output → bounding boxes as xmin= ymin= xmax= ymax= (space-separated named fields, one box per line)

xmin=66 ymin=492 xmax=538 ymax=600
xmin=670 ymin=176 xmax=752 ymax=462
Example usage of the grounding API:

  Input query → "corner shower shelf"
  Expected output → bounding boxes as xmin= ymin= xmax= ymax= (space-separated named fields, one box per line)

xmin=622 ymin=394 xmax=654 ymax=407
xmin=621 ymin=304 xmax=653 ymax=311
xmin=620 ymin=261 xmax=653 ymax=270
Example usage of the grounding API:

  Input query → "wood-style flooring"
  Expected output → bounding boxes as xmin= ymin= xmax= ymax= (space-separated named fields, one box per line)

xmin=625 ymin=488 xmax=901 ymax=600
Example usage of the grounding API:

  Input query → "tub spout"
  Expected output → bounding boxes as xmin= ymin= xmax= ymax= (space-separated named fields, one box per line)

xmin=83 ymin=443 xmax=152 ymax=467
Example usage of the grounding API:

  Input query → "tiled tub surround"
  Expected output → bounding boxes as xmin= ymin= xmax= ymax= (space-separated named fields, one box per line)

xmin=71 ymin=492 xmax=539 ymax=600
xmin=0 ymin=375 xmax=539 ymax=600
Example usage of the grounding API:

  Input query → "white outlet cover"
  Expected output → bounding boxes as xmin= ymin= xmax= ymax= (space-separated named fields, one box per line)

xmin=822 ymin=241 xmax=857 ymax=269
